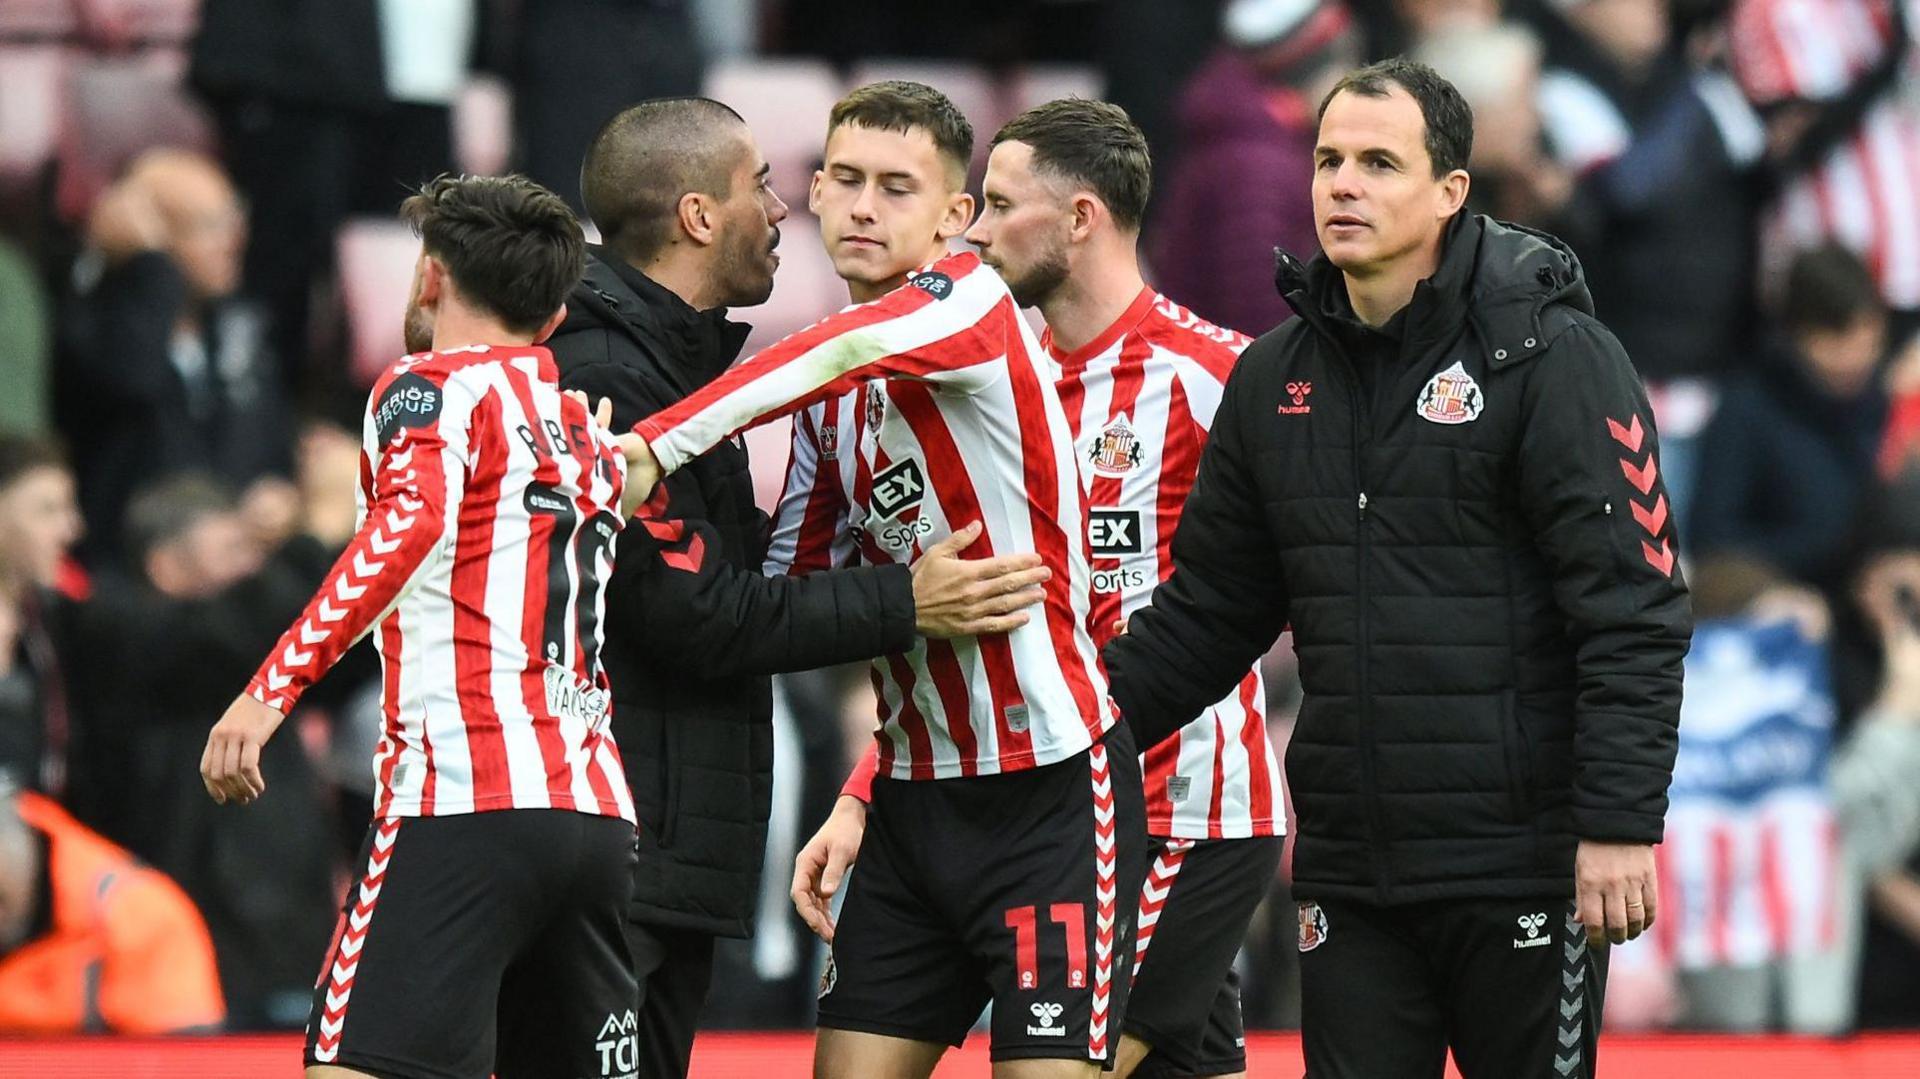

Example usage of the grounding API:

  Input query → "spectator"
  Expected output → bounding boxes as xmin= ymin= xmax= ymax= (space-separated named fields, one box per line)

xmin=1152 ymin=0 xmax=1362 ymax=335
xmin=0 ymin=238 xmax=51 ymax=437
xmin=0 ymin=785 xmax=225 ymax=1034
xmin=1830 ymin=480 xmax=1920 ymax=1028
xmin=0 ymin=437 xmax=83 ymax=802
xmin=1728 ymin=0 xmax=1920 ymax=344
xmin=72 ymin=474 xmax=345 ymax=1029
xmin=1691 ymin=244 xmax=1891 ymax=592
xmin=56 ymin=150 xmax=292 ymax=570
xmin=1413 ymin=21 xmax=1564 ymax=225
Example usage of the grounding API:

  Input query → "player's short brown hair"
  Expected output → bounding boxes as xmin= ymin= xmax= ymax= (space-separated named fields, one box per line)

xmin=400 ymin=174 xmax=586 ymax=335
xmin=992 ymin=99 xmax=1152 ymax=232
xmin=828 ymin=80 xmax=974 ymax=188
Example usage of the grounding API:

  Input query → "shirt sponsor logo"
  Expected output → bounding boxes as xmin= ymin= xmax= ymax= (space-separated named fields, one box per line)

xmin=1091 ymin=566 xmax=1148 ymax=594
xmin=1088 ymin=413 xmax=1146 ymax=477
xmin=908 ymin=269 xmax=954 ymax=299
xmin=1088 ymin=508 xmax=1143 ymax=557
xmin=374 ymin=372 xmax=441 ymax=443
xmin=1026 ymin=1001 xmax=1067 ymax=1037
xmin=1416 ymin=361 xmax=1485 ymax=425
xmin=871 ymin=458 xmax=927 ymax=520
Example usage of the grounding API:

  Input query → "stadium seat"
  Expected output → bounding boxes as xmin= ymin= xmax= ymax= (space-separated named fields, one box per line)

xmin=86 ymin=0 xmax=199 ymax=45
xmin=55 ymin=50 xmax=213 ymax=219
xmin=0 ymin=0 xmax=78 ymax=41
xmin=1008 ymin=63 xmax=1105 ymax=110
xmin=454 ymin=73 xmax=512 ymax=177
xmin=704 ymin=57 xmax=842 ymax=210
xmin=335 ymin=217 xmax=422 ymax=386
xmin=0 ymin=45 xmax=66 ymax=180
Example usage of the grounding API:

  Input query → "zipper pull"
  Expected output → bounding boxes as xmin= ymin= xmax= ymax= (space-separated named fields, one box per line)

xmin=1358 ymin=491 xmax=1369 ymax=518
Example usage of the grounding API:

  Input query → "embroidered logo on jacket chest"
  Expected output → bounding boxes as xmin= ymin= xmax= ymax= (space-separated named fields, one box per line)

xmin=1415 ymin=361 xmax=1485 ymax=425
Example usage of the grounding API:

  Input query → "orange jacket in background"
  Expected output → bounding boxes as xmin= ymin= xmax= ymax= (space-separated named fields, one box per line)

xmin=0 ymin=793 xmax=225 ymax=1033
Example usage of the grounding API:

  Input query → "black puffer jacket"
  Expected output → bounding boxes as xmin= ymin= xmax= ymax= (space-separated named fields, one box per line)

xmin=1106 ymin=215 xmax=1692 ymax=904
xmin=549 ymin=248 xmax=916 ymax=938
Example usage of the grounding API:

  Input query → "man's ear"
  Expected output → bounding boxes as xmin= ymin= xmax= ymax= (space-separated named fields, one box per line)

xmin=937 ymin=191 xmax=977 ymax=242
xmin=416 ymin=252 xmax=445 ymax=307
xmin=1067 ymin=191 xmax=1103 ymax=244
xmin=676 ymin=191 xmax=718 ymax=248
xmin=1437 ymin=169 xmax=1471 ymax=221
xmin=808 ymin=169 xmax=825 ymax=217
xmin=532 ymin=303 xmax=567 ymax=344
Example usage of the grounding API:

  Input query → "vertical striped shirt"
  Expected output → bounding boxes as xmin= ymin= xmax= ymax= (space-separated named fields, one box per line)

xmin=1731 ymin=0 xmax=1920 ymax=307
xmin=247 ymin=345 xmax=635 ymax=822
xmin=641 ymin=251 xmax=1115 ymax=780
xmin=1051 ymin=289 xmax=1284 ymax=840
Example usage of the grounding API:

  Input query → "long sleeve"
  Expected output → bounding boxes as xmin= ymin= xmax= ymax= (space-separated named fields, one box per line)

xmin=1514 ymin=321 xmax=1693 ymax=843
xmin=1102 ymin=353 xmax=1291 ymax=750
xmin=635 ymin=253 xmax=1012 ymax=474
xmin=245 ymin=367 xmax=474 ymax=711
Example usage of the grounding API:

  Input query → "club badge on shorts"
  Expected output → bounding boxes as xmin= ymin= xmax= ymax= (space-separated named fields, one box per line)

xmin=1416 ymin=361 xmax=1484 ymax=425
xmin=818 ymin=953 xmax=837 ymax=999
xmin=1298 ymin=901 xmax=1330 ymax=952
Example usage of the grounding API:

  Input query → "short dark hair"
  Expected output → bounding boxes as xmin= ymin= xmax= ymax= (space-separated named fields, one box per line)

xmin=992 ymin=99 xmax=1152 ymax=231
xmin=124 ymin=473 xmax=235 ymax=564
xmin=1784 ymin=242 xmax=1883 ymax=333
xmin=828 ymin=81 xmax=974 ymax=187
xmin=580 ymin=97 xmax=749 ymax=265
xmin=1318 ymin=58 xmax=1473 ymax=177
xmin=0 ymin=435 xmax=66 ymax=492
xmin=400 ymin=174 xmax=585 ymax=335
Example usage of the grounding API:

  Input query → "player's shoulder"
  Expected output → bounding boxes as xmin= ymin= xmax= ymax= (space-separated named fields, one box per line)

xmin=1136 ymin=292 xmax=1252 ymax=380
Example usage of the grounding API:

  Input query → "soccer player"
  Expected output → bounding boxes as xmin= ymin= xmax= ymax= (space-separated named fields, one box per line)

xmin=616 ymin=81 xmax=1148 ymax=1079
xmin=796 ymin=100 xmax=1286 ymax=1079
xmin=199 ymin=175 xmax=641 ymax=1079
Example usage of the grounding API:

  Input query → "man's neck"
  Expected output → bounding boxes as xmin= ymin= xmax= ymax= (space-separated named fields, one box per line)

xmin=636 ymin=249 xmax=720 ymax=312
xmin=430 ymin=306 xmax=536 ymax=351
xmin=1039 ymin=241 xmax=1147 ymax=355
xmin=1343 ymin=247 xmax=1440 ymax=328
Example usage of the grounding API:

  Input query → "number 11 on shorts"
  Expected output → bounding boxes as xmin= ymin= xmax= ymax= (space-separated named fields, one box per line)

xmin=1005 ymin=903 xmax=1089 ymax=990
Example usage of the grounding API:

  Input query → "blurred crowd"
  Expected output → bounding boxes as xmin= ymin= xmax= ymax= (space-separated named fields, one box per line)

xmin=0 ymin=0 xmax=1918 ymax=1039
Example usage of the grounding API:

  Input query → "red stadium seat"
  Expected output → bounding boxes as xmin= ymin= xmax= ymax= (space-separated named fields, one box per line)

xmin=704 ymin=58 xmax=843 ymax=210
xmin=55 ymin=49 xmax=212 ymax=219
xmin=85 ymin=0 xmax=199 ymax=45
xmin=335 ymin=217 xmax=422 ymax=386
xmin=0 ymin=44 xmax=67 ymax=179
xmin=454 ymin=73 xmax=512 ymax=177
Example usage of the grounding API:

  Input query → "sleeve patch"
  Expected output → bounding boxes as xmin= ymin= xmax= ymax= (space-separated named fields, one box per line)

xmin=374 ymin=372 xmax=443 ymax=443
xmin=907 ymin=270 xmax=954 ymax=299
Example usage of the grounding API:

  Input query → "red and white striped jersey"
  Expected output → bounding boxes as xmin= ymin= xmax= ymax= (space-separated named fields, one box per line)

xmin=246 ymin=345 xmax=635 ymax=823
xmin=639 ymin=250 xmax=1115 ymax=780
xmin=1050 ymin=289 xmax=1284 ymax=840
xmin=1730 ymin=0 xmax=1920 ymax=307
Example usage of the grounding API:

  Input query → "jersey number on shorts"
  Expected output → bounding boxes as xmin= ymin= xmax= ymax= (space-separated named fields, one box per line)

xmin=1004 ymin=903 xmax=1088 ymax=991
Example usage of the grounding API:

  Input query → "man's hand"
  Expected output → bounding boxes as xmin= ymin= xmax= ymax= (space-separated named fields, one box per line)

xmin=1574 ymin=840 xmax=1657 ymax=947
xmin=616 ymin=432 xmax=661 ymax=517
xmin=911 ymin=522 xmax=1050 ymax=638
xmin=792 ymin=795 xmax=869 ymax=942
xmin=200 ymin=693 xmax=287 ymax=805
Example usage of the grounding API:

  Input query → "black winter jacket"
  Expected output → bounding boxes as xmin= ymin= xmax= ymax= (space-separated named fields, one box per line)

xmin=1106 ymin=215 xmax=1692 ymax=904
xmin=548 ymin=249 xmax=916 ymax=938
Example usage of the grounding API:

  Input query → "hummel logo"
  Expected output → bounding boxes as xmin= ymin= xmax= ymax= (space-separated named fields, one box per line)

xmin=1514 ymin=911 xmax=1553 ymax=948
xmin=1278 ymin=380 xmax=1313 ymax=415
xmin=1026 ymin=1001 xmax=1067 ymax=1037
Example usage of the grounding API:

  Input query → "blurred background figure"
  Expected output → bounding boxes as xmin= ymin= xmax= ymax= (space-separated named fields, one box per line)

xmin=1152 ymin=0 xmax=1362 ymax=336
xmin=1690 ymin=244 xmax=1891 ymax=595
xmin=0 ymin=783 xmax=225 ymax=1034
xmin=54 ymin=149 xmax=291 ymax=570
xmin=0 ymin=436 xmax=83 ymax=804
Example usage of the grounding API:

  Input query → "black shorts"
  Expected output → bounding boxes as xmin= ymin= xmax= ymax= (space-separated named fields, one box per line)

xmin=303 ymin=809 xmax=639 ymax=1079
xmin=816 ymin=725 xmax=1147 ymax=1063
xmin=1128 ymin=835 xmax=1283 ymax=1078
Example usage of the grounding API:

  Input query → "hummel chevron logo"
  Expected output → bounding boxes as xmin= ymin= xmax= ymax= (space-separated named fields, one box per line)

xmin=1606 ymin=414 xmax=1644 ymax=453
xmin=1619 ymin=454 xmax=1659 ymax=495
xmin=1642 ymin=539 xmax=1675 ymax=577
xmin=1630 ymin=494 xmax=1669 ymax=536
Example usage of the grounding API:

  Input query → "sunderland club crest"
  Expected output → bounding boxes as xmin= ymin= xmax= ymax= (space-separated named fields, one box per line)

xmin=1088 ymin=413 xmax=1146 ymax=477
xmin=1298 ymin=901 xmax=1330 ymax=952
xmin=1416 ymin=361 xmax=1484 ymax=425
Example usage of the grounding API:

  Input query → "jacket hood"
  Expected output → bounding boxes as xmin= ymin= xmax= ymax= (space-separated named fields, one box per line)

xmin=1275 ymin=213 xmax=1593 ymax=369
